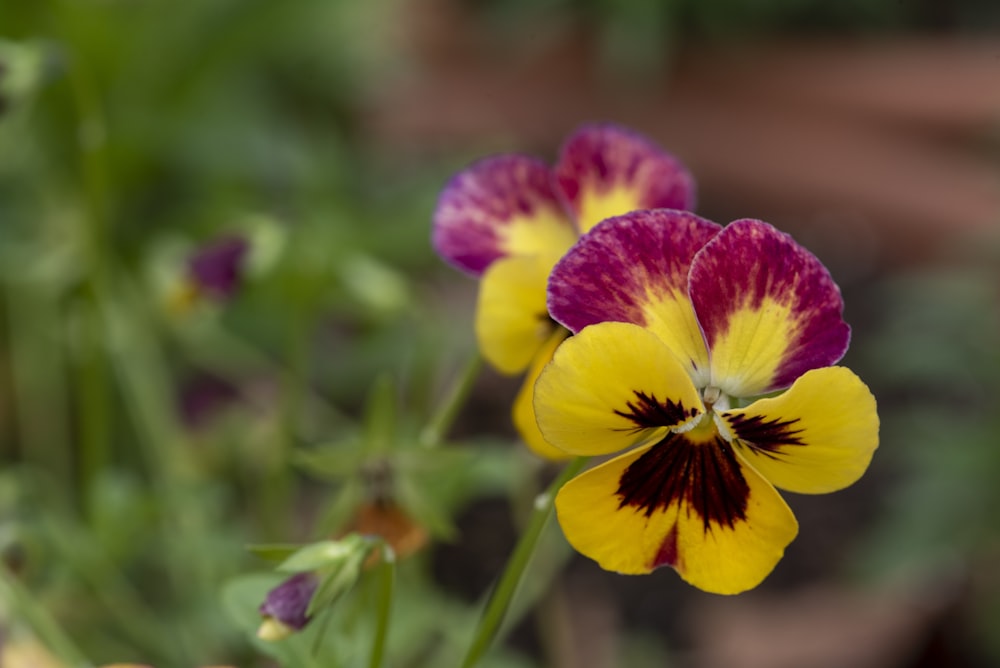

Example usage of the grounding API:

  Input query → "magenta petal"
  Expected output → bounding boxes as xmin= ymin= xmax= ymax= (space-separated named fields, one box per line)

xmin=689 ymin=219 xmax=851 ymax=393
xmin=259 ymin=572 xmax=318 ymax=630
xmin=431 ymin=155 xmax=572 ymax=277
xmin=548 ymin=209 xmax=721 ymax=333
xmin=554 ymin=123 xmax=696 ymax=232
xmin=188 ymin=235 xmax=249 ymax=299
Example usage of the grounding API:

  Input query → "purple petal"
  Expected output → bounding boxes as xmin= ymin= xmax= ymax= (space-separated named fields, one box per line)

xmin=554 ymin=123 xmax=697 ymax=233
xmin=548 ymin=209 xmax=720 ymax=332
xmin=547 ymin=210 xmax=721 ymax=382
xmin=432 ymin=155 xmax=576 ymax=277
xmin=188 ymin=235 xmax=249 ymax=299
xmin=259 ymin=572 xmax=318 ymax=631
xmin=689 ymin=219 xmax=851 ymax=395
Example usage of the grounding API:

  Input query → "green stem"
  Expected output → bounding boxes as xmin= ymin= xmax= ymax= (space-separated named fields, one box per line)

xmin=3 ymin=280 xmax=72 ymax=489
xmin=100 ymin=281 xmax=204 ymax=662
xmin=0 ymin=565 xmax=92 ymax=668
xmin=459 ymin=457 xmax=588 ymax=668
xmin=419 ymin=353 xmax=482 ymax=448
xmin=76 ymin=291 xmax=111 ymax=515
xmin=63 ymin=17 xmax=115 ymax=512
xmin=368 ymin=545 xmax=396 ymax=668
xmin=184 ymin=320 xmax=351 ymax=427
xmin=262 ymin=301 xmax=312 ymax=535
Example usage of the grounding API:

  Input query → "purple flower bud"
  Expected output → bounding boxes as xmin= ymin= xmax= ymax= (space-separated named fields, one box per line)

xmin=258 ymin=572 xmax=318 ymax=632
xmin=187 ymin=235 xmax=249 ymax=300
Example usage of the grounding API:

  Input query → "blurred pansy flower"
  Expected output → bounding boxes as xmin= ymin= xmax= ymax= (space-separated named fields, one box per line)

xmin=433 ymin=123 xmax=695 ymax=458
xmin=534 ymin=210 xmax=879 ymax=594
xmin=167 ymin=235 xmax=249 ymax=314
xmin=258 ymin=571 xmax=319 ymax=640
xmin=186 ymin=235 xmax=250 ymax=300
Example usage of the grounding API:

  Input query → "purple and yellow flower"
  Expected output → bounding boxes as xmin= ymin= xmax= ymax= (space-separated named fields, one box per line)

xmin=432 ymin=123 xmax=695 ymax=458
xmin=186 ymin=235 xmax=250 ymax=301
xmin=166 ymin=235 xmax=250 ymax=315
xmin=534 ymin=210 xmax=879 ymax=594
xmin=257 ymin=571 xmax=319 ymax=640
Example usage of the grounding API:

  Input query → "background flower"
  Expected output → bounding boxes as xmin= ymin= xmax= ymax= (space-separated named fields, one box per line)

xmin=432 ymin=123 xmax=695 ymax=457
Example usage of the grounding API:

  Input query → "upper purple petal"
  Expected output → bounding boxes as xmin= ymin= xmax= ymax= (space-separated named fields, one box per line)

xmin=548 ymin=209 xmax=722 ymax=333
xmin=259 ymin=571 xmax=318 ymax=630
xmin=553 ymin=123 xmax=697 ymax=232
xmin=431 ymin=154 xmax=573 ymax=277
xmin=689 ymin=219 xmax=851 ymax=393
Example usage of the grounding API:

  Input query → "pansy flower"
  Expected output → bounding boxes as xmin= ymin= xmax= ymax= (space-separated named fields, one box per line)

xmin=186 ymin=235 xmax=250 ymax=300
xmin=534 ymin=210 xmax=879 ymax=594
xmin=432 ymin=124 xmax=695 ymax=458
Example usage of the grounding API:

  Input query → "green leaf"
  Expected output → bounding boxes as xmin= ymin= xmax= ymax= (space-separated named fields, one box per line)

xmin=246 ymin=543 xmax=303 ymax=563
xmin=293 ymin=439 xmax=365 ymax=480
xmin=277 ymin=534 xmax=366 ymax=573
xmin=363 ymin=373 xmax=397 ymax=455
xmin=306 ymin=548 xmax=369 ymax=616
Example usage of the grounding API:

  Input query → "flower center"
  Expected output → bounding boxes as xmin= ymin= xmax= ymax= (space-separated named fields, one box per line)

xmin=671 ymin=385 xmax=735 ymax=443
xmin=701 ymin=385 xmax=731 ymax=412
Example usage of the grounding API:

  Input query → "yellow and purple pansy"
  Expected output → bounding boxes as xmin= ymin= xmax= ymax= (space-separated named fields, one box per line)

xmin=534 ymin=210 xmax=879 ymax=594
xmin=432 ymin=124 xmax=695 ymax=458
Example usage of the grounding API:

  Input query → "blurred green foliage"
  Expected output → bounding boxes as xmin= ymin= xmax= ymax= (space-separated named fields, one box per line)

xmin=1 ymin=0 xmax=1000 ymax=666
xmin=852 ymin=239 xmax=1000 ymax=661
xmin=0 ymin=1 xmax=515 ymax=665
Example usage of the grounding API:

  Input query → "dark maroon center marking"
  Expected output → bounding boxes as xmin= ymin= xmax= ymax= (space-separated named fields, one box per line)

xmin=614 ymin=390 xmax=698 ymax=430
xmin=616 ymin=433 xmax=750 ymax=531
xmin=728 ymin=413 xmax=804 ymax=457
xmin=653 ymin=523 xmax=679 ymax=568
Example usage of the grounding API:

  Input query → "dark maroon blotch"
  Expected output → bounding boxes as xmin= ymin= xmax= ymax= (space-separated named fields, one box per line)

xmin=728 ymin=413 xmax=804 ymax=456
xmin=614 ymin=390 xmax=695 ymax=430
xmin=617 ymin=433 xmax=750 ymax=531
xmin=653 ymin=523 xmax=680 ymax=568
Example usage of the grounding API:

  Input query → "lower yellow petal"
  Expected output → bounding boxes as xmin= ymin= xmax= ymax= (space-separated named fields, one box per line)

xmin=534 ymin=322 xmax=703 ymax=457
xmin=723 ymin=366 xmax=879 ymax=494
xmin=555 ymin=438 xmax=798 ymax=594
xmin=513 ymin=329 xmax=573 ymax=460
xmin=475 ymin=254 xmax=560 ymax=374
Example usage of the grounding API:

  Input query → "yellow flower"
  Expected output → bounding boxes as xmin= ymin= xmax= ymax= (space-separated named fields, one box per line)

xmin=534 ymin=211 xmax=879 ymax=594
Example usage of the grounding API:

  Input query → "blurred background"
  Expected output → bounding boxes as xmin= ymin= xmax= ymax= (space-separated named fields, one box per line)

xmin=1 ymin=0 xmax=999 ymax=666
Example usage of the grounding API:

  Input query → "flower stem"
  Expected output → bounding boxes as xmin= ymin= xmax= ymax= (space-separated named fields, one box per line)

xmin=459 ymin=457 xmax=588 ymax=668
xmin=367 ymin=545 xmax=396 ymax=668
xmin=419 ymin=352 xmax=482 ymax=447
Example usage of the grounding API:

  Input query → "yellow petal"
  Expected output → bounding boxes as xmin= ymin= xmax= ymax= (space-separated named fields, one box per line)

xmin=722 ymin=366 xmax=879 ymax=494
xmin=475 ymin=254 xmax=560 ymax=374
xmin=534 ymin=322 xmax=703 ymax=457
xmin=512 ymin=329 xmax=573 ymax=460
xmin=555 ymin=435 xmax=798 ymax=594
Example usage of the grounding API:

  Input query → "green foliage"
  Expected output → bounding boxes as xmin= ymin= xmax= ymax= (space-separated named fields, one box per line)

xmin=851 ymin=242 xmax=1000 ymax=661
